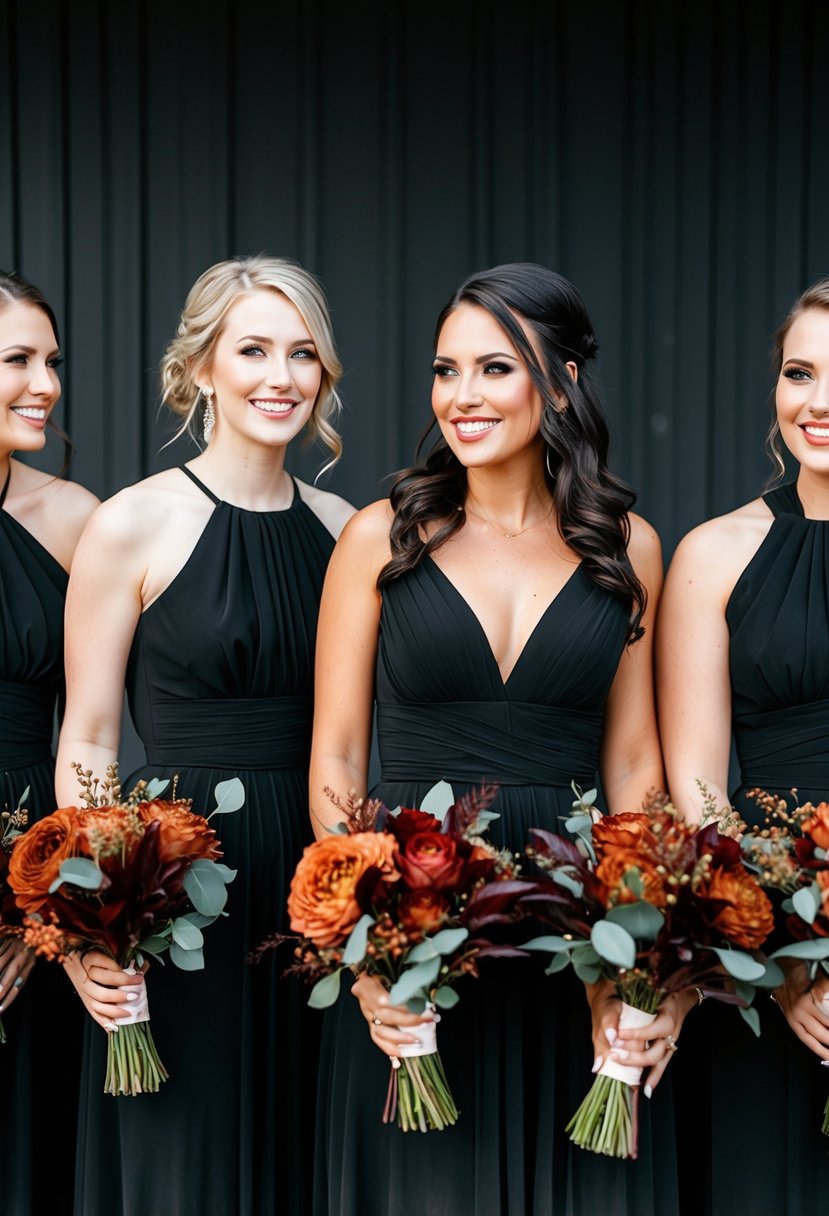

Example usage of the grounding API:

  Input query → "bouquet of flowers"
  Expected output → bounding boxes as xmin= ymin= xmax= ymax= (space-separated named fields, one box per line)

xmin=741 ymin=791 xmax=829 ymax=1134
xmin=0 ymin=787 xmax=30 ymax=1044
xmin=7 ymin=763 xmax=243 ymax=1094
xmin=523 ymin=786 xmax=779 ymax=1159
xmin=265 ymin=782 xmax=535 ymax=1133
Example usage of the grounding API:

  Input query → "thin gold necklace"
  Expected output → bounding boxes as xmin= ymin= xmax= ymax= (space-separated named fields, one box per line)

xmin=464 ymin=497 xmax=551 ymax=539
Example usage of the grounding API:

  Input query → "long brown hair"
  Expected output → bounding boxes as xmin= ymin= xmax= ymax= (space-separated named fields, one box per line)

xmin=378 ymin=263 xmax=647 ymax=642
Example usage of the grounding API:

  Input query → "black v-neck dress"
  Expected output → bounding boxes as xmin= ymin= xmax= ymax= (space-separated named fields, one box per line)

xmin=680 ymin=481 xmax=829 ymax=1216
xmin=73 ymin=467 xmax=334 ymax=1216
xmin=314 ymin=556 xmax=681 ymax=1216
xmin=0 ymin=467 xmax=81 ymax=1216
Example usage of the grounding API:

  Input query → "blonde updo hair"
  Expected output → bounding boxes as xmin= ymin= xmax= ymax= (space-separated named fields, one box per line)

xmin=161 ymin=255 xmax=343 ymax=472
xmin=766 ymin=277 xmax=829 ymax=482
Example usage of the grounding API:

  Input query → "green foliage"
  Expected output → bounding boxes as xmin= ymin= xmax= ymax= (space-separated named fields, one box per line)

xmin=49 ymin=857 xmax=103 ymax=894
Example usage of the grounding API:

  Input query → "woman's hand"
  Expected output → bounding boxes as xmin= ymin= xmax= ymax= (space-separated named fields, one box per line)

xmin=351 ymin=973 xmax=435 ymax=1058
xmin=63 ymin=950 xmax=147 ymax=1032
xmin=609 ymin=989 xmax=698 ymax=1095
xmin=773 ymin=963 xmax=829 ymax=1061
xmin=0 ymin=938 xmax=36 ymax=1012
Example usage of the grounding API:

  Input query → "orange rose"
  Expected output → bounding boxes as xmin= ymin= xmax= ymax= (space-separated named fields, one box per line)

xmin=595 ymin=850 xmax=668 ymax=908
xmin=137 ymin=801 xmax=220 ymax=864
xmin=397 ymin=890 xmax=450 ymax=937
xmin=697 ymin=864 xmax=774 ymax=949
xmin=592 ymin=812 xmax=655 ymax=859
xmin=8 ymin=808 xmax=80 ymax=915
xmin=803 ymin=803 xmax=829 ymax=851
xmin=288 ymin=832 xmax=400 ymax=947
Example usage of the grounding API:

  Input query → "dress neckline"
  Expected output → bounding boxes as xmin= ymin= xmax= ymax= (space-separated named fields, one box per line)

xmin=763 ymin=479 xmax=829 ymax=522
xmin=179 ymin=464 xmax=299 ymax=513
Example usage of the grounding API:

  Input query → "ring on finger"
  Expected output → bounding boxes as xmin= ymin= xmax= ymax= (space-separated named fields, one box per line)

xmin=665 ymin=1034 xmax=679 ymax=1053
xmin=372 ymin=1014 xmax=383 ymax=1026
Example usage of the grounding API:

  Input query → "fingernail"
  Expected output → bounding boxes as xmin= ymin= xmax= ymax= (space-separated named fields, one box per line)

xmin=391 ymin=1057 xmax=401 ymax=1070
xmin=106 ymin=1021 xmax=117 ymax=1032
xmin=820 ymin=1060 xmax=829 ymax=1068
xmin=125 ymin=991 xmax=138 ymax=1002
xmin=611 ymin=1049 xmax=629 ymax=1062
xmin=591 ymin=1056 xmax=603 ymax=1073
xmin=644 ymin=1084 xmax=653 ymax=1099
xmin=605 ymin=1027 xmax=617 ymax=1045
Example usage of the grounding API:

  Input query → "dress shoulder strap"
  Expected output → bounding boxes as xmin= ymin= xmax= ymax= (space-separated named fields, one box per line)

xmin=761 ymin=481 xmax=803 ymax=519
xmin=179 ymin=464 xmax=221 ymax=505
xmin=0 ymin=466 xmax=10 ymax=509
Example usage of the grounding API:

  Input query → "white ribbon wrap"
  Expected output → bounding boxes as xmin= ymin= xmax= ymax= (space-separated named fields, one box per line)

xmin=398 ymin=1004 xmax=440 ymax=1058
xmin=117 ymin=965 xmax=151 ymax=1026
xmin=597 ymin=1000 xmax=657 ymax=1087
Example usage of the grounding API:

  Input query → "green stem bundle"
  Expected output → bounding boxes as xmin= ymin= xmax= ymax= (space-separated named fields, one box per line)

xmin=388 ymin=1051 xmax=459 ymax=1133
xmin=104 ymin=1022 xmax=169 ymax=1096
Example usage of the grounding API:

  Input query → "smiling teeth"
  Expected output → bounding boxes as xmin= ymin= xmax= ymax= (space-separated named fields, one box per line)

xmin=12 ymin=407 xmax=47 ymax=420
xmin=251 ymin=401 xmax=295 ymax=414
xmin=804 ymin=425 xmax=829 ymax=437
xmin=457 ymin=420 xmax=498 ymax=434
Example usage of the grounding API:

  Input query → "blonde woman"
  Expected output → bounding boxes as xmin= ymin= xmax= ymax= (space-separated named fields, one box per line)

xmin=57 ymin=256 xmax=353 ymax=1216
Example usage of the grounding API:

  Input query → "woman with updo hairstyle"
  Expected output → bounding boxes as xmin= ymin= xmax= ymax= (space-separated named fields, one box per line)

xmin=310 ymin=263 xmax=682 ymax=1215
xmin=57 ymin=255 xmax=354 ymax=1216
xmin=0 ymin=270 xmax=98 ymax=1216
xmin=659 ymin=280 xmax=829 ymax=1215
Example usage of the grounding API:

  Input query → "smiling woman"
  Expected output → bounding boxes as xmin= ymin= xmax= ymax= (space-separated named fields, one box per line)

xmin=0 ymin=270 xmax=98 ymax=1216
xmin=658 ymin=278 xmax=829 ymax=1215
xmin=310 ymin=263 xmax=682 ymax=1216
xmin=55 ymin=255 xmax=355 ymax=1216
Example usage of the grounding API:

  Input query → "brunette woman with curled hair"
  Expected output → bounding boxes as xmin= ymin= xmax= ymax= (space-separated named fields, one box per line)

xmin=57 ymin=256 xmax=353 ymax=1215
xmin=311 ymin=263 xmax=684 ymax=1215
xmin=659 ymin=280 xmax=829 ymax=1215
xmin=0 ymin=270 xmax=98 ymax=1215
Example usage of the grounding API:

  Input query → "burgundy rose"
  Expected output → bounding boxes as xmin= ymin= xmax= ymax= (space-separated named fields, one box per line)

xmin=397 ymin=832 xmax=465 ymax=891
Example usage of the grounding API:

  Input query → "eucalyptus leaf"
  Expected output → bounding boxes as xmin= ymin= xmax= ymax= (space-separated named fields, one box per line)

xmin=792 ymin=885 xmax=821 ymax=925
xmin=571 ymin=944 xmax=600 ymax=966
xmin=781 ymin=897 xmax=795 ymax=914
xmin=171 ymin=919 xmax=204 ymax=950
xmin=591 ymin=920 xmax=636 ymax=969
xmin=49 ymin=857 xmax=103 ymax=894
xmin=552 ymin=870 xmax=584 ymax=898
xmin=139 ymin=935 xmax=171 ymax=955
xmin=144 ymin=778 xmax=170 ymax=799
xmin=326 ymin=822 xmax=349 ymax=835
xmin=211 ymin=863 xmax=238 ymax=883
xmin=388 ymin=956 xmax=441 ymax=1006
xmin=755 ymin=959 xmax=785 ymax=989
xmin=544 ymin=952 xmax=573 ymax=976
xmin=710 ymin=947 xmax=767 ymax=982
xmin=523 ymin=935 xmax=576 ymax=954
xmin=418 ymin=781 xmax=455 ymax=821
xmin=815 ymin=848 xmax=827 ymax=861
xmin=180 ymin=911 xmax=218 ymax=930
xmin=210 ymin=777 xmax=245 ymax=816
xmin=573 ymin=959 xmax=602 ymax=984
xmin=308 ymin=969 xmax=343 ymax=1009
xmin=15 ymin=785 xmax=30 ymax=809
xmin=427 ymin=927 xmax=468 ymax=955
xmin=433 ymin=985 xmax=460 ymax=1009
xmin=170 ymin=942 xmax=205 ymax=971
xmin=406 ymin=940 xmax=439 ymax=963
xmin=770 ymin=939 xmax=829 ymax=961
xmin=739 ymin=1004 xmax=761 ymax=1037
xmin=622 ymin=869 xmax=644 ymax=899
xmin=342 ymin=913 xmax=374 ymax=966
xmin=183 ymin=860 xmax=229 ymax=916
xmin=606 ymin=901 xmax=665 ymax=942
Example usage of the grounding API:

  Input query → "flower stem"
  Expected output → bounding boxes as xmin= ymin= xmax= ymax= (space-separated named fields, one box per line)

xmin=104 ymin=1022 xmax=169 ymax=1096
xmin=383 ymin=1050 xmax=459 ymax=1133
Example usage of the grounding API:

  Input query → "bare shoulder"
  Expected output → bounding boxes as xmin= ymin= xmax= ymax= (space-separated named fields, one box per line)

xmin=329 ymin=498 xmax=394 ymax=574
xmin=667 ymin=497 xmax=772 ymax=597
xmin=6 ymin=462 xmax=100 ymax=569
xmin=78 ymin=467 xmax=210 ymax=557
xmin=294 ymin=479 xmax=357 ymax=539
xmin=625 ymin=511 xmax=663 ymax=583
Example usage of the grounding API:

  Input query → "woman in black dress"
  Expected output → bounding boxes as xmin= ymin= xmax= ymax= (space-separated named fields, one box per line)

xmin=57 ymin=255 xmax=354 ymax=1216
xmin=0 ymin=270 xmax=98 ymax=1215
xmin=659 ymin=279 xmax=829 ymax=1214
xmin=311 ymin=264 xmax=688 ymax=1216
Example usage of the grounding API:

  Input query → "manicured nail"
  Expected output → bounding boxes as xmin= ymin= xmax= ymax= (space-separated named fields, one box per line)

xmin=605 ymin=1027 xmax=617 ymax=1045
xmin=125 ymin=991 xmax=138 ymax=1002
xmin=106 ymin=1021 xmax=117 ymax=1032
xmin=821 ymin=1060 xmax=829 ymax=1068
xmin=391 ymin=1056 xmax=401 ymax=1070
xmin=591 ymin=1056 xmax=603 ymax=1074
xmin=644 ymin=1084 xmax=653 ymax=1099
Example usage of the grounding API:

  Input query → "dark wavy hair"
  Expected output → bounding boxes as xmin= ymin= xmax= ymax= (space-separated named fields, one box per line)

xmin=765 ymin=276 xmax=829 ymax=484
xmin=378 ymin=262 xmax=647 ymax=641
xmin=0 ymin=270 xmax=71 ymax=470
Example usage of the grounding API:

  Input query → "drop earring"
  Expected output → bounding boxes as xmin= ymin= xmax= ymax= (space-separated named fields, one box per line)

xmin=202 ymin=388 xmax=215 ymax=443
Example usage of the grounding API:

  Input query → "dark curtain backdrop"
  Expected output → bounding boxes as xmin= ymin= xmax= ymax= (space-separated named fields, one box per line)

xmin=2 ymin=0 xmax=828 ymax=553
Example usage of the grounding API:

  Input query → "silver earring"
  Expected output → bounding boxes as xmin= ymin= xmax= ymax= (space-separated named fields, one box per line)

xmin=546 ymin=448 xmax=554 ymax=480
xmin=202 ymin=388 xmax=215 ymax=443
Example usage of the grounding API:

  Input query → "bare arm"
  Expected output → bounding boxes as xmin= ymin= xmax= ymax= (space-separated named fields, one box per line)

xmin=599 ymin=514 xmax=666 ymax=813
xmin=656 ymin=521 xmax=739 ymax=823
